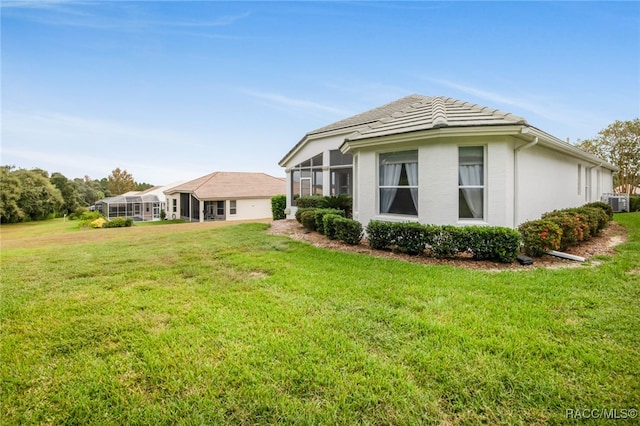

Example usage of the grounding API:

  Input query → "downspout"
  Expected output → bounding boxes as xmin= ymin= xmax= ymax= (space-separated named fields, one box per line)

xmin=513 ymin=136 xmax=539 ymax=228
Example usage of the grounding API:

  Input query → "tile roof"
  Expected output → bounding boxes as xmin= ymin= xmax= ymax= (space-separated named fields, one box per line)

xmin=307 ymin=94 xmax=429 ymax=135
xmin=166 ymin=172 xmax=286 ymax=199
xmin=279 ymin=94 xmax=527 ymax=165
xmin=346 ymin=95 xmax=528 ymax=141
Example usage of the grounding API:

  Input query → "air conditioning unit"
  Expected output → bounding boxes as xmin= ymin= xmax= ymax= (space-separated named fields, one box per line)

xmin=601 ymin=193 xmax=630 ymax=212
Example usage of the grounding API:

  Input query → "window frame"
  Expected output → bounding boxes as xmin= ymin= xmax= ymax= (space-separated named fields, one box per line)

xmin=458 ymin=145 xmax=486 ymax=221
xmin=377 ymin=150 xmax=419 ymax=217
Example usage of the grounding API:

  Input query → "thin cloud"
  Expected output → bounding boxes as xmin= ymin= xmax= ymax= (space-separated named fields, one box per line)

xmin=241 ymin=89 xmax=352 ymax=116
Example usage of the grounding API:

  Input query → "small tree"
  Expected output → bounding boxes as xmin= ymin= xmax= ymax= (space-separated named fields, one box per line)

xmin=107 ymin=168 xmax=135 ymax=195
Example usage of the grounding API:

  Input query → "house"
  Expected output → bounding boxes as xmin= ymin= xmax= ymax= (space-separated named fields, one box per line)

xmin=163 ymin=172 xmax=286 ymax=222
xmin=95 ymin=185 xmax=169 ymax=221
xmin=279 ymin=94 xmax=617 ymax=228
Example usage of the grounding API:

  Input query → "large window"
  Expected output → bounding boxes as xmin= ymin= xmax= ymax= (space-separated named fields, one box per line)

xmin=458 ymin=146 xmax=484 ymax=220
xmin=379 ymin=150 xmax=418 ymax=216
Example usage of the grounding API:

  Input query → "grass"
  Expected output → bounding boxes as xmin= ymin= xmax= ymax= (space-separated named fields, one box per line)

xmin=1 ymin=214 xmax=639 ymax=425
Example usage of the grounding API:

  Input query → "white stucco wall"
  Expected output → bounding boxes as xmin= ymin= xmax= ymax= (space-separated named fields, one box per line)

xmin=515 ymin=144 xmax=613 ymax=224
xmin=227 ymin=198 xmax=272 ymax=221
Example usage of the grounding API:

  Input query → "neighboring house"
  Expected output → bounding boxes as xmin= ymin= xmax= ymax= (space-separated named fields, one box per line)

xmin=95 ymin=186 xmax=170 ymax=222
xmin=164 ymin=172 xmax=286 ymax=222
xmin=279 ymin=94 xmax=617 ymax=228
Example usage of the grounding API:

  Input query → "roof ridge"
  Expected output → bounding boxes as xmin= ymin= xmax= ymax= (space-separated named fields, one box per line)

xmin=445 ymin=97 xmax=527 ymax=123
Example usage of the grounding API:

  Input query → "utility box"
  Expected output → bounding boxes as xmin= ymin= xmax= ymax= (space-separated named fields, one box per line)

xmin=601 ymin=193 xmax=630 ymax=212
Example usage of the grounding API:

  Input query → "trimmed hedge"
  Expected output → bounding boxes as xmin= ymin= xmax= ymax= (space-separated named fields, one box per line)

xmin=365 ymin=221 xmax=521 ymax=263
xmin=271 ymin=195 xmax=286 ymax=220
xmin=334 ymin=217 xmax=363 ymax=245
xmin=300 ymin=209 xmax=317 ymax=231
xmin=295 ymin=207 xmax=315 ymax=224
xmin=584 ymin=201 xmax=614 ymax=220
xmin=631 ymin=196 xmax=640 ymax=212
xmin=518 ymin=219 xmax=563 ymax=257
xmin=103 ymin=217 xmax=134 ymax=228
xmin=322 ymin=213 xmax=343 ymax=240
xmin=314 ymin=208 xmax=345 ymax=235
xmin=295 ymin=196 xmax=325 ymax=208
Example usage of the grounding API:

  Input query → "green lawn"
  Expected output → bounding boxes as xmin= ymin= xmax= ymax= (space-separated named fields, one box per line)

xmin=1 ymin=215 xmax=639 ymax=425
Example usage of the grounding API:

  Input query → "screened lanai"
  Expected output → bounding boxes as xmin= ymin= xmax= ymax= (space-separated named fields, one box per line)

xmin=95 ymin=194 xmax=165 ymax=222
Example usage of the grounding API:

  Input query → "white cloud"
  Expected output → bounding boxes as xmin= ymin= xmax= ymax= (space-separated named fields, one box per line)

xmin=241 ymin=89 xmax=352 ymax=116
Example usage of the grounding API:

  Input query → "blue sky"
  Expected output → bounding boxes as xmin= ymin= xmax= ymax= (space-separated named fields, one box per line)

xmin=2 ymin=1 xmax=639 ymax=185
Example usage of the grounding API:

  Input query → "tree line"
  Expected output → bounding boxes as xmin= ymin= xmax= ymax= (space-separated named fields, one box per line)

xmin=0 ymin=167 xmax=153 ymax=223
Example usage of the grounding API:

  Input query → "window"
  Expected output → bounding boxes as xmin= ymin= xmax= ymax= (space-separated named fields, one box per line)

xmin=172 ymin=198 xmax=177 ymax=213
xmin=216 ymin=201 xmax=225 ymax=216
xmin=379 ymin=150 xmax=418 ymax=215
xmin=230 ymin=200 xmax=237 ymax=215
xmin=458 ymin=146 xmax=484 ymax=220
xmin=578 ymin=164 xmax=582 ymax=195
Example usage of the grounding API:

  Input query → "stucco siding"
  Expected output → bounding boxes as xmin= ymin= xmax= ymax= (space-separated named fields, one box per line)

xmin=228 ymin=198 xmax=272 ymax=221
xmin=516 ymin=144 xmax=604 ymax=224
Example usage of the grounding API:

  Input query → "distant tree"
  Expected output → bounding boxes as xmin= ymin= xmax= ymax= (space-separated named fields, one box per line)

xmin=0 ymin=166 xmax=24 ymax=223
xmin=74 ymin=176 xmax=105 ymax=205
xmin=135 ymin=182 xmax=154 ymax=191
xmin=50 ymin=172 xmax=82 ymax=215
xmin=577 ymin=119 xmax=640 ymax=193
xmin=107 ymin=168 xmax=135 ymax=195
xmin=13 ymin=168 xmax=64 ymax=221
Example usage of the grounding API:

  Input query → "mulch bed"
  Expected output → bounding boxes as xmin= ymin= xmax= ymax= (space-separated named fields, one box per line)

xmin=268 ymin=220 xmax=628 ymax=271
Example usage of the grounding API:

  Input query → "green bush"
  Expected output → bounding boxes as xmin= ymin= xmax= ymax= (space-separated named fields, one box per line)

xmin=271 ymin=195 xmax=286 ymax=220
xmin=103 ymin=217 xmax=134 ymax=228
xmin=392 ymin=222 xmax=431 ymax=255
xmin=323 ymin=214 xmax=342 ymax=240
xmin=322 ymin=194 xmax=353 ymax=218
xmin=570 ymin=207 xmax=602 ymax=236
xmin=334 ymin=217 xmax=363 ymax=245
xmin=68 ymin=207 xmax=88 ymax=220
xmin=519 ymin=219 xmax=563 ymax=257
xmin=429 ymin=225 xmax=462 ymax=258
xmin=295 ymin=207 xmax=315 ymax=223
xmin=295 ymin=196 xmax=326 ymax=208
xmin=160 ymin=209 xmax=166 ymax=221
xmin=314 ymin=208 xmax=345 ymax=235
xmin=631 ymin=196 xmax=640 ymax=212
xmin=465 ymin=226 xmax=521 ymax=263
xmin=584 ymin=201 xmax=614 ymax=220
xmin=300 ymin=209 xmax=317 ymax=231
xmin=366 ymin=220 xmax=396 ymax=250
xmin=78 ymin=211 xmax=104 ymax=228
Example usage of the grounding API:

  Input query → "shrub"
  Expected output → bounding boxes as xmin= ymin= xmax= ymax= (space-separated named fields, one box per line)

xmin=631 ymin=196 xmax=640 ymax=212
xmin=542 ymin=210 xmax=588 ymax=249
xmin=392 ymin=222 xmax=430 ymax=255
xmin=519 ymin=219 xmax=562 ymax=257
xmin=334 ymin=217 xmax=363 ymax=245
xmin=466 ymin=226 xmax=521 ymax=263
xmin=78 ymin=211 xmax=104 ymax=228
xmin=322 ymin=194 xmax=353 ymax=218
xmin=323 ymin=214 xmax=342 ymax=240
xmin=271 ymin=195 xmax=286 ymax=220
xmin=366 ymin=220 xmax=396 ymax=250
xmin=584 ymin=201 xmax=614 ymax=220
xmin=160 ymin=209 xmax=167 ymax=220
xmin=103 ymin=217 xmax=134 ymax=228
xmin=90 ymin=218 xmax=107 ymax=228
xmin=295 ymin=196 xmax=326 ymax=208
xmin=570 ymin=207 xmax=602 ymax=236
xmin=300 ymin=210 xmax=317 ymax=231
xmin=68 ymin=207 xmax=88 ymax=220
xmin=429 ymin=225 xmax=462 ymax=258
xmin=295 ymin=207 xmax=315 ymax=223
xmin=314 ymin=208 xmax=345 ymax=235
